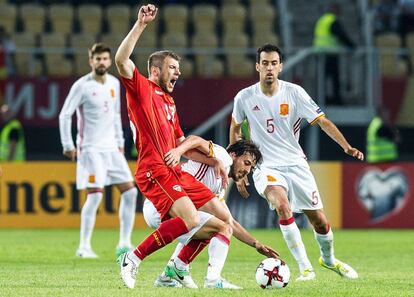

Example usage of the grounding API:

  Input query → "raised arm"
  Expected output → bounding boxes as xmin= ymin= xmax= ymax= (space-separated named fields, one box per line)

xmin=115 ymin=4 xmax=158 ymax=79
xmin=317 ymin=117 xmax=364 ymax=160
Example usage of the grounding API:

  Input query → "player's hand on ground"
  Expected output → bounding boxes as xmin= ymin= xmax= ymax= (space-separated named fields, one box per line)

xmin=138 ymin=4 xmax=158 ymax=25
xmin=212 ymin=158 xmax=229 ymax=189
xmin=345 ymin=147 xmax=364 ymax=161
xmin=255 ymin=241 xmax=280 ymax=258
xmin=63 ymin=149 xmax=76 ymax=161
xmin=164 ymin=148 xmax=182 ymax=167
xmin=236 ymin=176 xmax=249 ymax=198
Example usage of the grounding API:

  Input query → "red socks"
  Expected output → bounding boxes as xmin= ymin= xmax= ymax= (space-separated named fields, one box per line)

xmin=177 ymin=233 xmax=230 ymax=264
xmin=177 ymin=239 xmax=210 ymax=264
xmin=134 ymin=217 xmax=188 ymax=260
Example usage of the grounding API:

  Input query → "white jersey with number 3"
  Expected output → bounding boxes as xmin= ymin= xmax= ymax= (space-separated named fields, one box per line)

xmin=59 ymin=73 xmax=124 ymax=153
xmin=232 ymin=80 xmax=325 ymax=167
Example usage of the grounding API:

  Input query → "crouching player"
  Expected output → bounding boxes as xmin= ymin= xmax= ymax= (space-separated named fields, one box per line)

xmin=144 ymin=138 xmax=280 ymax=289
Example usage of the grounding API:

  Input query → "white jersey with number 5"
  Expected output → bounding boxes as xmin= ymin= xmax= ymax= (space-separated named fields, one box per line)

xmin=232 ymin=80 xmax=325 ymax=167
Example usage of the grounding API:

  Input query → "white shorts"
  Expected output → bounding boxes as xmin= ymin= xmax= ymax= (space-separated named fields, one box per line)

xmin=76 ymin=151 xmax=133 ymax=190
xmin=252 ymin=163 xmax=323 ymax=213
xmin=143 ymin=199 xmax=213 ymax=245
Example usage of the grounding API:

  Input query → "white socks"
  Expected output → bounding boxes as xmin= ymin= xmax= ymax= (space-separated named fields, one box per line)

xmin=166 ymin=235 xmax=230 ymax=280
xmin=314 ymin=227 xmax=335 ymax=266
xmin=206 ymin=235 xmax=229 ymax=280
xmin=118 ymin=187 xmax=138 ymax=248
xmin=79 ymin=191 xmax=103 ymax=250
xmin=128 ymin=250 xmax=142 ymax=265
xmin=279 ymin=218 xmax=313 ymax=272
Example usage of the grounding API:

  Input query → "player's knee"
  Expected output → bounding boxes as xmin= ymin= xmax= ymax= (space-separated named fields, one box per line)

xmin=217 ymin=221 xmax=233 ymax=239
xmin=275 ymin=202 xmax=292 ymax=218
xmin=313 ymin=220 xmax=330 ymax=234
xmin=182 ymin=212 xmax=200 ymax=230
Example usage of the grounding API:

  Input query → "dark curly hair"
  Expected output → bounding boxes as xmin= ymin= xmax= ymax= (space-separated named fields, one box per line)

xmin=227 ymin=140 xmax=263 ymax=165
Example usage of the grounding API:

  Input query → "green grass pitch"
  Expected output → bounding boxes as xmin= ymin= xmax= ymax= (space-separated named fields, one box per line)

xmin=1 ymin=229 xmax=413 ymax=297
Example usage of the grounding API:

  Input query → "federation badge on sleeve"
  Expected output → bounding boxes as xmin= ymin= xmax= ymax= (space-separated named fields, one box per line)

xmin=280 ymin=104 xmax=289 ymax=116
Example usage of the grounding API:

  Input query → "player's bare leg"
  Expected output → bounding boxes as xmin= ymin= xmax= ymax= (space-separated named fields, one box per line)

xmin=305 ymin=210 xmax=358 ymax=279
xmin=265 ymin=186 xmax=315 ymax=281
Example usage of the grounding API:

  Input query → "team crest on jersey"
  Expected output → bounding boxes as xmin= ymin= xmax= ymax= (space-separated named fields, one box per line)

xmin=110 ymin=89 xmax=115 ymax=98
xmin=88 ymin=175 xmax=96 ymax=183
xmin=280 ymin=104 xmax=289 ymax=115
xmin=173 ymin=185 xmax=182 ymax=192
xmin=267 ymin=175 xmax=277 ymax=182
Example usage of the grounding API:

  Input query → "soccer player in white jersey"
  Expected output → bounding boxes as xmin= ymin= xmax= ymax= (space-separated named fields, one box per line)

xmin=143 ymin=137 xmax=279 ymax=289
xmin=230 ymin=44 xmax=364 ymax=281
xmin=59 ymin=43 xmax=138 ymax=259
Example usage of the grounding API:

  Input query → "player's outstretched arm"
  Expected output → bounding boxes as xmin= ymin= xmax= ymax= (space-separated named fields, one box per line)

xmin=317 ymin=117 xmax=364 ymax=161
xmin=115 ymin=4 xmax=158 ymax=79
xmin=230 ymin=216 xmax=279 ymax=258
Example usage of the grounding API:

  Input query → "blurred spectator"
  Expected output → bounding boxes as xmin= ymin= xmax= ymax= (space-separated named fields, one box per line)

xmin=0 ymin=104 xmax=25 ymax=162
xmin=397 ymin=0 xmax=414 ymax=73
xmin=313 ymin=3 xmax=355 ymax=106
xmin=398 ymin=0 xmax=414 ymax=41
xmin=373 ymin=0 xmax=399 ymax=34
xmin=0 ymin=26 xmax=16 ymax=77
xmin=366 ymin=107 xmax=399 ymax=163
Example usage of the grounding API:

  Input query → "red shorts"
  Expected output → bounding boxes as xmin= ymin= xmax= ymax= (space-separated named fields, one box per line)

xmin=136 ymin=166 xmax=215 ymax=220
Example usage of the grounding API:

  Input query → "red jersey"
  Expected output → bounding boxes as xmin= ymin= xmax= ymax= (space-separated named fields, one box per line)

xmin=121 ymin=67 xmax=184 ymax=177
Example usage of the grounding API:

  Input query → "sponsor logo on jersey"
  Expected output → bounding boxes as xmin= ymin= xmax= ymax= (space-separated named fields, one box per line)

xmin=253 ymin=105 xmax=260 ymax=111
xmin=110 ymin=89 xmax=115 ymax=98
xmin=88 ymin=175 xmax=96 ymax=183
xmin=315 ymin=107 xmax=322 ymax=113
xmin=173 ymin=185 xmax=182 ymax=192
xmin=267 ymin=175 xmax=277 ymax=182
xmin=92 ymin=92 xmax=97 ymax=96
xmin=280 ymin=104 xmax=289 ymax=116
xmin=155 ymin=90 xmax=164 ymax=96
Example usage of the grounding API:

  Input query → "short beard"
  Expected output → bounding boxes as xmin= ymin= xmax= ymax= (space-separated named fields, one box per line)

xmin=264 ymin=77 xmax=274 ymax=85
xmin=228 ymin=166 xmax=237 ymax=181
xmin=158 ymin=79 xmax=170 ymax=93
xmin=95 ymin=67 xmax=107 ymax=76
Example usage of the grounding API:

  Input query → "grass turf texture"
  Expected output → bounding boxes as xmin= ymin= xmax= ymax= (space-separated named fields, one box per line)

xmin=1 ymin=229 xmax=413 ymax=297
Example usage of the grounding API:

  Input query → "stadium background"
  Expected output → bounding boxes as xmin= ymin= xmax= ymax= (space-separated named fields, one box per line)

xmin=1 ymin=0 xmax=414 ymax=230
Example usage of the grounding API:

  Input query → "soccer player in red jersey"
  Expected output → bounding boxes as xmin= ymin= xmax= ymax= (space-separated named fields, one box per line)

xmin=115 ymin=4 xmax=233 ymax=289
